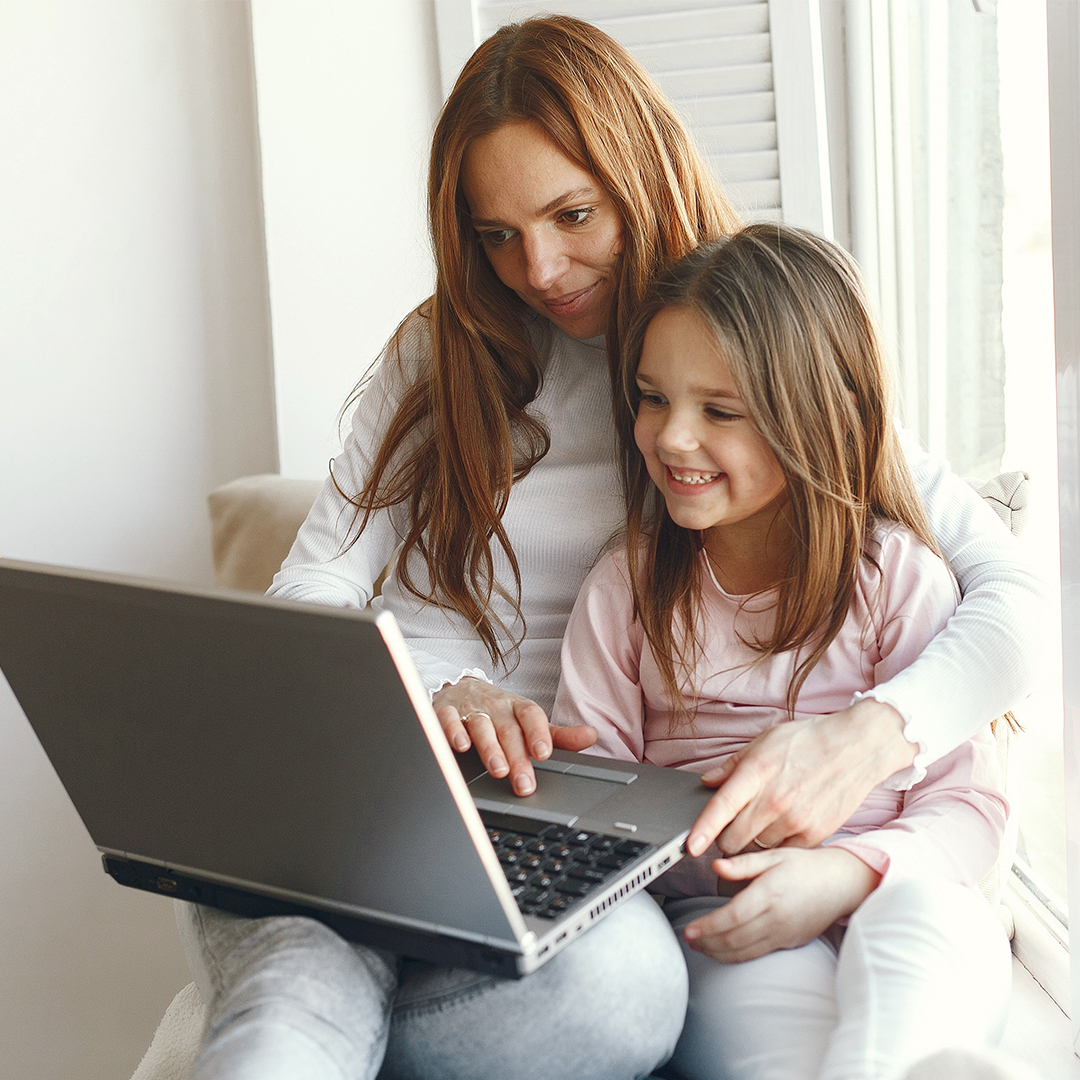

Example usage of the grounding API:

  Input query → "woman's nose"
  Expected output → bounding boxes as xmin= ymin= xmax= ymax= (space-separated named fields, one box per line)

xmin=522 ymin=230 xmax=566 ymax=291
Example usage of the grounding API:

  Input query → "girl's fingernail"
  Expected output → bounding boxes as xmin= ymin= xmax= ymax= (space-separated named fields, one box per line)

xmin=683 ymin=926 xmax=700 ymax=942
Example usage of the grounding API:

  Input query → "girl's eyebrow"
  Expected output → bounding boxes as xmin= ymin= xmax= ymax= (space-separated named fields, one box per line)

xmin=636 ymin=372 xmax=743 ymax=401
xmin=470 ymin=187 xmax=599 ymax=229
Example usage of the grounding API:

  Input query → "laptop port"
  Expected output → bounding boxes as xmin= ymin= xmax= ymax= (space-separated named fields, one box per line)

xmin=156 ymin=876 xmax=178 ymax=894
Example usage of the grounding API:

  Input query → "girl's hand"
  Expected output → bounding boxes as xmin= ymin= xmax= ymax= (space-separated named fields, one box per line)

xmin=682 ymin=847 xmax=881 ymax=963
xmin=433 ymin=677 xmax=597 ymax=797
xmin=685 ymin=697 xmax=917 ymax=857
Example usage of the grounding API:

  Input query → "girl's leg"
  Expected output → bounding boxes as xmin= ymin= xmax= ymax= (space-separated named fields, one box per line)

xmin=176 ymin=901 xmax=400 ymax=1080
xmin=664 ymin=897 xmax=839 ymax=1080
xmin=820 ymin=878 xmax=1012 ymax=1080
xmin=380 ymin=892 xmax=689 ymax=1080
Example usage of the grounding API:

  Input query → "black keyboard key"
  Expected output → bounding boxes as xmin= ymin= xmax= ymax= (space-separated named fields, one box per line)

xmin=590 ymin=836 xmax=620 ymax=853
xmin=498 ymin=850 xmax=523 ymax=866
xmin=541 ymin=826 xmax=572 ymax=842
xmin=567 ymin=865 xmax=610 ymax=885
xmin=554 ymin=878 xmax=592 ymax=897
xmin=478 ymin=810 xmax=546 ymax=836
xmin=548 ymin=844 xmax=574 ymax=860
xmin=568 ymin=829 xmax=596 ymax=846
xmin=519 ymin=887 xmax=552 ymax=907
xmin=526 ymin=838 xmax=551 ymax=854
xmin=542 ymin=857 xmax=569 ymax=874
xmin=615 ymin=840 xmax=649 ymax=856
xmin=521 ymin=854 xmax=544 ymax=870
xmin=597 ymin=852 xmax=634 ymax=870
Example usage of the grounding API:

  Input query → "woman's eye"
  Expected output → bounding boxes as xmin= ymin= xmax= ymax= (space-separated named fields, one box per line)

xmin=479 ymin=229 xmax=514 ymax=248
xmin=560 ymin=207 xmax=594 ymax=226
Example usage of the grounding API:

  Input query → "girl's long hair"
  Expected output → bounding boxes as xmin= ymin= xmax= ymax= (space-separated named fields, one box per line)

xmin=338 ymin=16 xmax=739 ymax=667
xmin=619 ymin=224 xmax=938 ymax=716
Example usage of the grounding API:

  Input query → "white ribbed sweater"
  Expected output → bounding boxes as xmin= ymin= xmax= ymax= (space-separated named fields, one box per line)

xmin=269 ymin=321 xmax=1050 ymax=788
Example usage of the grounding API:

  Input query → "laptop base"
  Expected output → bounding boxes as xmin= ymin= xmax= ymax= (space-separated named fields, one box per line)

xmin=102 ymin=855 xmax=525 ymax=978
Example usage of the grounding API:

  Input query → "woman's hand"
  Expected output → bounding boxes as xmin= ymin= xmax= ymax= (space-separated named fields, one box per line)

xmin=686 ymin=698 xmax=917 ymax=857
xmin=682 ymin=847 xmax=881 ymax=963
xmin=433 ymin=677 xmax=597 ymax=796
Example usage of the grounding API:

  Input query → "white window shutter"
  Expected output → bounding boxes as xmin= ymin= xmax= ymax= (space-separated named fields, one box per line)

xmin=433 ymin=0 xmax=832 ymax=232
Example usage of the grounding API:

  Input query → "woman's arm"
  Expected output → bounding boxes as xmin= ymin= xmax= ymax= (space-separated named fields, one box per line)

xmin=267 ymin=328 xmax=493 ymax=699
xmin=869 ymin=449 xmax=1050 ymax=780
xmin=687 ymin=502 xmax=1040 ymax=856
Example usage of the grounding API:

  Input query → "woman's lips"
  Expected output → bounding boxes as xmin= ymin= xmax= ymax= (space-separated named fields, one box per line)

xmin=542 ymin=281 xmax=600 ymax=320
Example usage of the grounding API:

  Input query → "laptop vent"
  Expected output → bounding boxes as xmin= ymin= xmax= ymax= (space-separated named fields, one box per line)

xmin=587 ymin=862 xmax=659 ymax=923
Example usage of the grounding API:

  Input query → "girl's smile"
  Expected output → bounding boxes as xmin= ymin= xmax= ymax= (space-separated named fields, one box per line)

xmin=634 ymin=306 xmax=790 ymax=577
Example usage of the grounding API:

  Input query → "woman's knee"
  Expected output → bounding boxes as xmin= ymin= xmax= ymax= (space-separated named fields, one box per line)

xmin=178 ymin=902 xmax=399 ymax=1026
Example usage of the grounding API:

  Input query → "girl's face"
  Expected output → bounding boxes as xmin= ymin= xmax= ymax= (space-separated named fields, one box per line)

xmin=460 ymin=121 xmax=623 ymax=340
xmin=634 ymin=307 xmax=788 ymax=541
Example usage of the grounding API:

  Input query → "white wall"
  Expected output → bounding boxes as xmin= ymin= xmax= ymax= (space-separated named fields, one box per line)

xmin=0 ymin=0 xmax=276 ymax=585
xmin=0 ymin=3 xmax=276 ymax=1076
xmin=250 ymin=0 xmax=441 ymax=479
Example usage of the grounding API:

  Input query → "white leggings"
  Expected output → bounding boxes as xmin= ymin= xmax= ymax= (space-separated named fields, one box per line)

xmin=664 ymin=878 xmax=1012 ymax=1080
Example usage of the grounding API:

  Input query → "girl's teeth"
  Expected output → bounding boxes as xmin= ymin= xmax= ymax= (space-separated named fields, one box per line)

xmin=672 ymin=472 xmax=719 ymax=484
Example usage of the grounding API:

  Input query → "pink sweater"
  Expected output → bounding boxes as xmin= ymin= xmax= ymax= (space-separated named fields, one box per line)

xmin=552 ymin=523 xmax=1007 ymax=898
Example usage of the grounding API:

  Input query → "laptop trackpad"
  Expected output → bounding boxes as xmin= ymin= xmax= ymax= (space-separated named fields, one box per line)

xmin=468 ymin=767 xmax=622 ymax=819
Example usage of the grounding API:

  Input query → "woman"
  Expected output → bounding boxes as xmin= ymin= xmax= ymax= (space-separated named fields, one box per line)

xmin=178 ymin=16 xmax=1045 ymax=1080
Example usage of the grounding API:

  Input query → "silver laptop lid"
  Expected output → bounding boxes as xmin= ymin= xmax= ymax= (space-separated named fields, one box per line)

xmin=0 ymin=559 xmax=526 ymax=948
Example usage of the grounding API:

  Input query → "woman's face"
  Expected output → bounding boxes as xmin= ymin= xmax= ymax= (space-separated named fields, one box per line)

xmin=460 ymin=121 xmax=623 ymax=340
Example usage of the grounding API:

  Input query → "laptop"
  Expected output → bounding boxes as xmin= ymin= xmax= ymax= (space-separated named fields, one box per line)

xmin=0 ymin=557 xmax=713 ymax=977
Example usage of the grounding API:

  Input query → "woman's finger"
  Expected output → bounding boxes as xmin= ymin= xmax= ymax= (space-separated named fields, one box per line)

xmin=436 ymin=706 xmax=471 ymax=753
xmin=464 ymin=711 xmax=511 ymax=779
xmin=685 ymin=767 xmax=763 ymax=856
xmin=513 ymin=698 xmax=555 ymax=760
xmin=486 ymin=710 xmax=536 ymax=795
xmin=550 ymin=722 xmax=598 ymax=752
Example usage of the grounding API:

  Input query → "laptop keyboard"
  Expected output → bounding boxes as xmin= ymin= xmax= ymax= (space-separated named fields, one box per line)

xmin=479 ymin=809 xmax=654 ymax=919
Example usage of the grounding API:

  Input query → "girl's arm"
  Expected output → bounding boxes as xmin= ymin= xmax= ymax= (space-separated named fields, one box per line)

xmin=684 ymin=461 xmax=1049 ymax=855
xmin=550 ymin=552 xmax=647 ymax=762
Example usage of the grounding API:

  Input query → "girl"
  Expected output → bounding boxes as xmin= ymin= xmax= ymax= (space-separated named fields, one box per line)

xmin=553 ymin=224 xmax=1013 ymax=1080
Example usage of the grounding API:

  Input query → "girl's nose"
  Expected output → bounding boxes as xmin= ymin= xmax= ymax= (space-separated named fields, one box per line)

xmin=656 ymin=412 xmax=699 ymax=453
xmin=522 ymin=231 xmax=566 ymax=292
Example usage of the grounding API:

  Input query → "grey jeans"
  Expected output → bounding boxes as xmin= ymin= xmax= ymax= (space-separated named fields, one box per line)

xmin=176 ymin=892 xmax=688 ymax=1080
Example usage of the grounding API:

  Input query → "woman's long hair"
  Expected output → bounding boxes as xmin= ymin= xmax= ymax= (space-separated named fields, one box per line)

xmin=619 ymin=224 xmax=938 ymax=716
xmin=339 ymin=16 xmax=740 ymax=666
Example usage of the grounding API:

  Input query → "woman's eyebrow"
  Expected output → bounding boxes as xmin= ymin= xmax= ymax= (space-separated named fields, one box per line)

xmin=470 ymin=187 xmax=600 ymax=229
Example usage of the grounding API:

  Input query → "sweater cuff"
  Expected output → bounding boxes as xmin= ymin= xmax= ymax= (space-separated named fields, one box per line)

xmin=427 ymin=667 xmax=492 ymax=702
xmin=849 ymin=689 xmax=928 ymax=790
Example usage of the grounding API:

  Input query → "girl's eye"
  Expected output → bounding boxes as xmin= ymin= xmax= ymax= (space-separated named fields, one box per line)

xmin=636 ymin=390 xmax=667 ymax=409
xmin=706 ymin=407 xmax=740 ymax=421
xmin=560 ymin=207 xmax=594 ymax=226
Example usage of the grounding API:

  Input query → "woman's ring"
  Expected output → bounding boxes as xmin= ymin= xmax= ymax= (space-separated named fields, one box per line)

xmin=751 ymin=837 xmax=773 ymax=850
xmin=462 ymin=711 xmax=492 ymax=725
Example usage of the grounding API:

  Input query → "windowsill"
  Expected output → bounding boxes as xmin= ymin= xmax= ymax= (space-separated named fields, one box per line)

xmin=1005 ymin=871 xmax=1070 ymax=1013
xmin=1002 ymin=954 xmax=1079 ymax=1077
